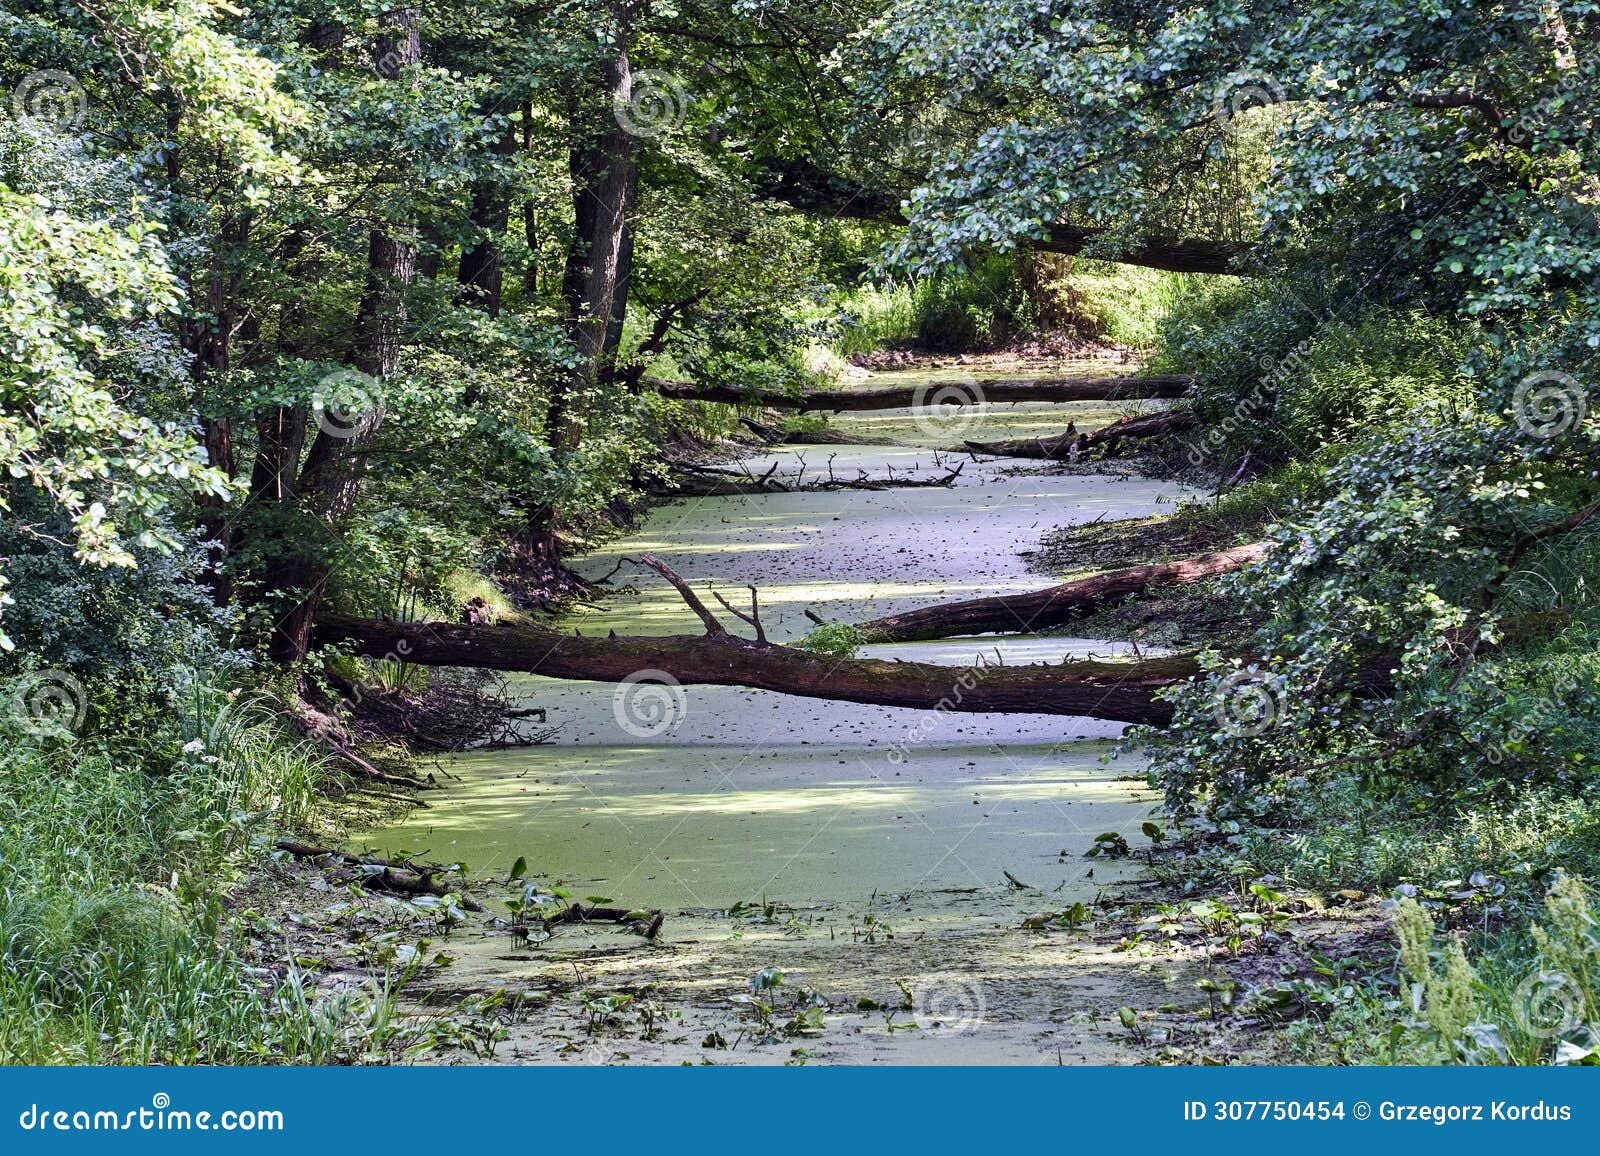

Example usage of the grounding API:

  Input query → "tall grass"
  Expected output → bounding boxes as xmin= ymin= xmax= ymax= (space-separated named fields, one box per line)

xmin=829 ymin=283 xmax=920 ymax=355
xmin=0 ymin=691 xmax=395 ymax=1064
xmin=827 ymin=259 xmax=1196 ymax=356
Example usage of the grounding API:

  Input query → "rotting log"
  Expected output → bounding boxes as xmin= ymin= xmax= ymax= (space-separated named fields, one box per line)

xmin=656 ymin=462 xmax=964 ymax=496
xmin=313 ymin=612 xmax=1193 ymax=725
xmin=313 ymin=554 xmax=1194 ymax=725
xmin=647 ymin=374 xmax=1193 ymax=412
xmin=857 ymin=543 xmax=1267 ymax=642
xmin=963 ymin=408 xmax=1200 ymax=460
xmin=273 ymin=840 xmax=485 ymax=910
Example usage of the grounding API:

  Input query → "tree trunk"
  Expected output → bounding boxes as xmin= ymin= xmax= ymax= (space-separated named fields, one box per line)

xmin=646 ymin=373 xmax=1193 ymax=411
xmin=551 ymin=11 xmax=639 ymax=447
xmin=268 ymin=6 xmax=421 ymax=665
xmin=311 ymin=614 xmax=1191 ymax=724
xmin=857 ymin=543 xmax=1267 ymax=642
xmin=456 ymin=120 xmax=518 ymax=316
xmin=183 ymin=206 xmax=250 ymax=604
xmin=521 ymin=102 xmax=541 ymax=299
xmin=756 ymin=159 xmax=1250 ymax=276
xmin=964 ymin=407 xmax=1200 ymax=459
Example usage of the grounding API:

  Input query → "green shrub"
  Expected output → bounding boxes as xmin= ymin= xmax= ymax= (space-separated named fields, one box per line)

xmin=1277 ymin=312 xmax=1473 ymax=449
xmin=1155 ymin=282 xmax=1473 ymax=467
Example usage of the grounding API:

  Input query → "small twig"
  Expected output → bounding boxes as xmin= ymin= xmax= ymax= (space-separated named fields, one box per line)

xmin=713 ymin=585 xmax=770 ymax=644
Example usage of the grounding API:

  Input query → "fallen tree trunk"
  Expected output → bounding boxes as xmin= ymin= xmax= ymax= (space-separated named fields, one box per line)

xmin=648 ymin=373 xmax=1193 ymax=412
xmin=313 ymin=613 xmax=1191 ymax=723
xmin=657 ymin=462 xmax=964 ymax=496
xmin=857 ymin=543 xmax=1267 ymax=642
xmin=963 ymin=408 xmax=1200 ymax=460
xmin=784 ymin=428 xmax=893 ymax=446
xmin=313 ymin=547 xmax=1193 ymax=729
xmin=273 ymin=840 xmax=486 ymax=910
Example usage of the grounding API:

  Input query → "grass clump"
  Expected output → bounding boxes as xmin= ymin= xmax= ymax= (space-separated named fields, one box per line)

xmin=0 ymin=688 xmax=397 ymax=1064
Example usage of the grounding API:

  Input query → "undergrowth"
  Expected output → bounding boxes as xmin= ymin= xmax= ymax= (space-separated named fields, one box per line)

xmin=0 ymin=690 xmax=400 ymax=1064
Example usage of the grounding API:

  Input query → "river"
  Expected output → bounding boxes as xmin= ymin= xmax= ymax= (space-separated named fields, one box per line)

xmin=362 ymin=369 xmax=1205 ymax=1063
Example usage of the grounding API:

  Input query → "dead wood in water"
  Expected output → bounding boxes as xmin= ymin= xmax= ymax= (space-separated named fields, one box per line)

xmin=648 ymin=373 xmax=1193 ymax=412
xmin=656 ymin=458 xmax=964 ymax=496
xmin=963 ymin=408 xmax=1200 ymax=460
xmin=312 ymin=553 xmax=1195 ymax=725
xmin=857 ymin=543 xmax=1268 ymax=642
xmin=547 ymin=903 xmax=665 ymax=940
xmin=273 ymin=840 xmax=486 ymax=910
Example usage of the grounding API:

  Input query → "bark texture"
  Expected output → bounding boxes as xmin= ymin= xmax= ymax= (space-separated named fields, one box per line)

xmin=964 ymin=408 xmax=1200 ymax=459
xmin=312 ymin=613 xmax=1191 ymax=724
xmin=858 ymin=543 xmax=1267 ymax=642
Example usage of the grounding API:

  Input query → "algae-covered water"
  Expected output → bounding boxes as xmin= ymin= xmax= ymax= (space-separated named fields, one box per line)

xmin=356 ymin=370 xmax=1209 ymax=1064
xmin=363 ymin=380 xmax=1195 ymax=915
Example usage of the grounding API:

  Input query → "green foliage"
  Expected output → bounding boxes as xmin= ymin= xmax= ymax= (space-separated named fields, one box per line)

xmin=910 ymin=254 xmax=1020 ymax=351
xmin=1315 ymin=876 xmax=1600 ymax=1067
xmin=829 ymin=283 xmax=920 ymax=355
xmin=797 ymin=622 xmax=867 ymax=659
xmin=827 ymin=254 xmax=1188 ymax=356
xmin=1049 ymin=261 xmax=1193 ymax=347
xmin=0 ymin=158 xmax=227 ymax=639
xmin=1159 ymin=282 xmax=1475 ymax=466
xmin=0 ymin=693 xmax=394 ymax=1063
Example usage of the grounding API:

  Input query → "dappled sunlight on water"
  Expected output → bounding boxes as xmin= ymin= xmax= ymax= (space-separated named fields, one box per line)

xmin=367 ymin=367 xmax=1197 ymax=915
